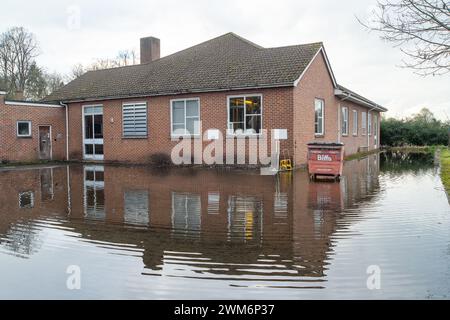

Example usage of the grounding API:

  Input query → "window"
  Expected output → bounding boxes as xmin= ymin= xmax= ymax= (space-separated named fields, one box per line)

xmin=171 ymin=99 xmax=200 ymax=136
xmin=352 ymin=110 xmax=358 ymax=136
xmin=314 ymin=99 xmax=324 ymax=135
xmin=361 ymin=111 xmax=367 ymax=135
xmin=374 ymin=114 xmax=379 ymax=147
xmin=17 ymin=121 xmax=31 ymax=137
xmin=368 ymin=112 xmax=372 ymax=135
xmin=123 ymin=103 xmax=147 ymax=137
xmin=19 ymin=191 xmax=34 ymax=208
xmin=341 ymin=107 xmax=348 ymax=136
xmin=228 ymin=95 xmax=262 ymax=135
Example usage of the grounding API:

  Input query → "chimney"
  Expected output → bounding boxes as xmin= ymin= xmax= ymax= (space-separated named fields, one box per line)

xmin=140 ymin=36 xmax=160 ymax=64
xmin=0 ymin=89 xmax=6 ymax=104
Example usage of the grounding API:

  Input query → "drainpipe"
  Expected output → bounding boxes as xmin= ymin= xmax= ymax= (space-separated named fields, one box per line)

xmin=60 ymin=102 xmax=69 ymax=161
xmin=367 ymin=107 xmax=377 ymax=151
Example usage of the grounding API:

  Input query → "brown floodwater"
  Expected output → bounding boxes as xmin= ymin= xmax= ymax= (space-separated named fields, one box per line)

xmin=0 ymin=152 xmax=449 ymax=299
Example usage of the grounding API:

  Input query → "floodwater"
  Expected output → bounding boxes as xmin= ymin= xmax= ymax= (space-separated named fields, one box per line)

xmin=0 ymin=152 xmax=449 ymax=299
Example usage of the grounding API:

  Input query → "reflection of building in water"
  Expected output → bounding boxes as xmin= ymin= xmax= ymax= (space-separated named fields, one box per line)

xmin=83 ymin=166 xmax=105 ymax=221
xmin=124 ymin=190 xmax=149 ymax=226
xmin=227 ymin=195 xmax=263 ymax=242
xmin=172 ymin=192 xmax=201 ymax=234
xmin=0 ymin=154 xmax=381 ymax=280
xmin=0 ymin=167 xmax=69 ymax=257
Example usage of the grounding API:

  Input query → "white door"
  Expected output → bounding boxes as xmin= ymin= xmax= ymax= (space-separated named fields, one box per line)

xmin=83 ymin=106 xmax=104 ymax=160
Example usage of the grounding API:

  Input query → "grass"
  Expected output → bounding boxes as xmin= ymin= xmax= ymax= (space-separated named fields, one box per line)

xmin=439 ymin=147 xmax=450 ymax=194
xmin=344 ymin=149 xmax=381 ymax=161
xmin=387 ymin=145 xmax=439 ymax=154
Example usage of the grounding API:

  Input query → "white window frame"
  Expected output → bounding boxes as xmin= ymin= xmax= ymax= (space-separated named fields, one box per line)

xmin=122 ymin=102 xmax=148 ymax=138
xmin=17 ymin=121 xmax=32 ymax=137
xmin=227 ymin=94 xmax=263 ymax=136
xmin=352 ymin=109 xmax=358 ymax=136
xmin=341 ymin=106 xmax=349 ymax=136
xmin=170 ymin=98 xmax=201 ymax=137
xmin=361 ymin=111 xmax=367 ymax=136
xmin=314 ymin=98 xmax=325 ymax=136
xmin=368 ymin=112 xmax=372 ymax=136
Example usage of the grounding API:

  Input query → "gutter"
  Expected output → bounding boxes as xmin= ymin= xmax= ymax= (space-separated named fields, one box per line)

xmin=334 ymin=89 xmax=387 ymax=112
xmin=60 ymin=102 xmax=69 ymax=161
xmin=53 ymin=82 xmax=295 ymax=104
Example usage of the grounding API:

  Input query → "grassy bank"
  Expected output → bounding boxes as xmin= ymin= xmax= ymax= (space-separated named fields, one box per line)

xmin=387 ymin=145 xmax=440 ymax=154
xmin=344 ymin=149 xmax=382 ymax=161
xmin=439 ymin=147 xmax=450 ymax=194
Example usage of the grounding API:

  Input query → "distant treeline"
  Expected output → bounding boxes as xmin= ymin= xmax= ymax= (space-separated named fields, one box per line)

xmin=381 ymin=108 xmax=449 ymax=146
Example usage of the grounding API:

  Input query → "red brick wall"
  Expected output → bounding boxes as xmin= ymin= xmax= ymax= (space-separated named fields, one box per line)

xmin=67 ymin=88 xmax=294 ymax=164
xmin=292 ymin=51 xmax=381 ymax=166
xmin=0 ymin=97 xmax=66 ymax=162
xmin=0 ymin=59 xmax=382 ymax=166
xmin=339 ymin=100 xmax=380 ymax=155
xmin=293 ymin=51 xmax=338 ymax=166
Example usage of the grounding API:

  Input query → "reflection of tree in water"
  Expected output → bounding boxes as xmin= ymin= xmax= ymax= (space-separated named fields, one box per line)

xmin=0 ymin=220 xmax=43 ymax=258
xmin=380 ymin=151 xmax=435 ymax=175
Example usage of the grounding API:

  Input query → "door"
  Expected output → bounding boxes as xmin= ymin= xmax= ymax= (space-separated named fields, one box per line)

xmin=39 ymin=126 xmax=52 ymax=160
xmin=83 ymin=106 xmax=104 ymax=160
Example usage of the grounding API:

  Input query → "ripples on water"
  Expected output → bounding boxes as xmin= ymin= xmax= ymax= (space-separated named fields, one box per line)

xmin=0 ymin=152 xmax=449 ymax=299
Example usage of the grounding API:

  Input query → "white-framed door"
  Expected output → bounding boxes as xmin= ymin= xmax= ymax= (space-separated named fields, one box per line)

xmin=82 ymin=105 xmax=104 ymax=160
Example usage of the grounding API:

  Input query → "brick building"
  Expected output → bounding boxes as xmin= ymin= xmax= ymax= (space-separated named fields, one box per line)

xmin=0 ymin=93 xmax=66 ymax=163
xmin=1 ymin=33 xmax=386 ymax=166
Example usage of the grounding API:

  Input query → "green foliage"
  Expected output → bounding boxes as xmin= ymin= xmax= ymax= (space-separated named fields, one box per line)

xmin=381 ymin=108 xmax=449 ymax=146
xmin=440 ymin=148 xmax=450 ymax=194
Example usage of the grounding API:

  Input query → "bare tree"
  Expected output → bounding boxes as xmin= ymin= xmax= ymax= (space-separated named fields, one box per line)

xmin=69 ymin=48 xmax=140 ymax=80
xmin=0 ymin=27 xmax=40 ymax=96
xmin=70 ymin=63 xmax=85 ymax=79
xmin=358 ymin=0 xmax=450 ymax=76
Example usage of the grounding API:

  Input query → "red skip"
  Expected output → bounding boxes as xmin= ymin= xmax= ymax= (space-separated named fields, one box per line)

xmin=307 ymin=142 xmax=344 ymax=181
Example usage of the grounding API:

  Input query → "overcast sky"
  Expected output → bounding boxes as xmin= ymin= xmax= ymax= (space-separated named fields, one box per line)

xmin=1 ymin=0 xmax=449 ymax=119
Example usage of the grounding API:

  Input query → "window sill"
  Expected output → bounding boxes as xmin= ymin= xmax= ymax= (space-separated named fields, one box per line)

xmin=226 ymin=134 xmax=262 ymax=139
xmin=314 ymin=134 xmax=325 ymax=138
xmin=342 ymin=134 xmax=349 ymax=137
xmin=17 ymin=135 xmax=32 ymax=139
xmin=171 ymin=135 xmax=202 ymax=140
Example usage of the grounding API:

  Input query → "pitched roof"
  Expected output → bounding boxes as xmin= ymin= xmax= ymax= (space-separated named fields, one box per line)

xmin=43 ymin=33 xmax=323 ymax=103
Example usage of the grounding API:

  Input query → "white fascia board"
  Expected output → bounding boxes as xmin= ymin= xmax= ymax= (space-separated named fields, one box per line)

xmin=335 ymin=89 xmax=387 ymax=112
xmin=5 ymin=100 xmax=63 ymax=108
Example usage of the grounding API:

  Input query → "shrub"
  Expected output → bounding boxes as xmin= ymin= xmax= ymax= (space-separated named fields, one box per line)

xmin=381 ymin=108 xmax=449 ymax=147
